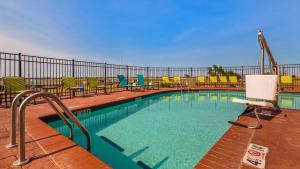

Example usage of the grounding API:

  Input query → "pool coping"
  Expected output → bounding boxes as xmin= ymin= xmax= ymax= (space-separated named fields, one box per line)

xmin=1 ymin=87 xmax=300 ymax=169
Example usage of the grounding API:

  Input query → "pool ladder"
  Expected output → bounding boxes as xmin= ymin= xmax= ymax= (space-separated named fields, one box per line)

xmin=5 ymin=90 xmax=91 ymax=166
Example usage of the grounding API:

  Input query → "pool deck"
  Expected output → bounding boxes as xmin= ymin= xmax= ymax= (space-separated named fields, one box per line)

xmin=0 ymin=88 xmax=300 ymax=169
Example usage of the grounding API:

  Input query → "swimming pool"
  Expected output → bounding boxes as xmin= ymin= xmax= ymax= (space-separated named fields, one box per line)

xmin=44 ymin=91 xmax=300 ymax=169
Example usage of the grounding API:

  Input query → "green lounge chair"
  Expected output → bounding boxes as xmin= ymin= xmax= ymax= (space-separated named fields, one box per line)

xmin=87 ymin=77 xmax=105 ymax=95
xmin=62 ymin=77 xmax=84 ymax=98
xmin=2 ymin=76 xmax=28 ymax=107
xmin=117 ymin=75 xmax=140 ymax=91
xmin=137 ymin=74 xmax=159 ymax=90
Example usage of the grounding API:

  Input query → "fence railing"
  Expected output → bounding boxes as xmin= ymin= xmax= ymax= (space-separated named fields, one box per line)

xmin=1 ymin=52 xmax=300 ymax=96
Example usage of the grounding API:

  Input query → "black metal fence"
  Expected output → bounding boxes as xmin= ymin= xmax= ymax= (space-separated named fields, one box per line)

xmin=1 ymin=52 xmax=300 ymax=96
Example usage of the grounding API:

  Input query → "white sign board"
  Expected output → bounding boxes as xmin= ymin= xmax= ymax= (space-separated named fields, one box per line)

xmin=242 ymin=143 xmax=269 ymax=169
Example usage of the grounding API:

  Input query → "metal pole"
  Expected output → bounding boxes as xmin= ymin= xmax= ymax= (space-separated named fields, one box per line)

xmin=72 ymin=59 xmax=75 ymax=77
xmin=260 ymin=48 xmax=265 ymax=74
xmin=276 ymin=64 xmax=280 ymax=106
xmin=146 ymin=67 xmax=149 ymax=83
xmin=6 ymin=90 xmax=36 ymax=149
xmin=241 ymin=66 xmax=244 ymax=87
xmin=104 ymin=63 xmax=107 ymax=94
xmin=18 ymin=53 xmax=22 ymax=77
xmin=126 ymin=65 xmax=129 ymax=90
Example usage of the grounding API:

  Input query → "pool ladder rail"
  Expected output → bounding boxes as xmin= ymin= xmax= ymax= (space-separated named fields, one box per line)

xmin=5 ymin=90 xmax=91 ymax=166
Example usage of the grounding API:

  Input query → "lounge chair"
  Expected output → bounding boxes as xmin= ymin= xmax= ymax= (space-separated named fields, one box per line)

xmin=162 ymin=76 xmax=172 ymax=87
xmin=137 ymin=74 xmax=159 ymax=90
xmin=87 ymin=77 xmax=105 ymax=95
xmin=228 ymin=75 xmax=279 ymax=129
xmin=196 ymin=76 xmax=206 ymax=87
xmin=209 ymin=76 xmax=217 ymax=87
xmin=2 ymin=76 xmax=37 ymax=107
xmin=173 ymin=76 xmax=185 ymax=88
xmin=229 ymin=76 xmax=238 ymax=87
xmin=117 ymin=75 xmax=140 ymax=91
xmin=2 ymin=76 xmax=29 ymax=107
xmin=62 ymin=77 xmax=84 ymax=98
xmin=280 ymin=75 xmax=293 ymax=89
xmin=219 ymin=76 xmax=228 ymax=87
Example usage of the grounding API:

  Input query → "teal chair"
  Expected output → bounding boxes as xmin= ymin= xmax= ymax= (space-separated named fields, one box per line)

xmin=137 ymin=74 xmax=159 ymax=90
xmin=117 ymin=75 xmax=140 ymax=91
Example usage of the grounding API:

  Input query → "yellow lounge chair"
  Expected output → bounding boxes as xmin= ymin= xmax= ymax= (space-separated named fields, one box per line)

xmin=87 ymin=77 xmax=105 ymax=95
xmin=62 ymin=77 xmax=85 ymax=98
xmin=196 ymin=76 xmax=205 ymax=87
xmin=209 ymin=76 xmax=217 ymax=86
xmin=162 ymin=76 xmax=172 ymax=87
xmin=173 ymin=76 xmax=185 ymax=87
xmin=229 ymin=76 xmax=238 ymax=86
xmin=174 ymin=76 xmax=181 ymax=84
xmin=2 ymin=76 xmax=28 ymax=108
xmin=280 ymin=75 xmax=293 ymax=89
xmin=219 ymin=76 xmax=228 ymax=87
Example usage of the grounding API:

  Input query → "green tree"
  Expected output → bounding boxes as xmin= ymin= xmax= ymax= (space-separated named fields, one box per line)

xmin=207 ymin=65 xmax=240 ymax=78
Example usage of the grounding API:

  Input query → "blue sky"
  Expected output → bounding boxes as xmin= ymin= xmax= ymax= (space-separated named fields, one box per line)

xmin=0 ymin=0 xmax=299 ymax=66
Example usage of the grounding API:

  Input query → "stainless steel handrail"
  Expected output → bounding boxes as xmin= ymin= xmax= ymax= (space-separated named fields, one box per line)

xmin=6 ymin=90 xmax=36 ymax=148
xmin=43 ymin=96 xmax=74 ymax=139
xmin=6 ymin=90 xmax=74 ymax=149
xmin=13 ymin=92 xmax=91 ymax=166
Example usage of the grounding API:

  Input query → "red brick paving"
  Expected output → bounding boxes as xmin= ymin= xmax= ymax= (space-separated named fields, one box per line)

xmin=195 ymin=109 xmax=300 ymax=169
xmin=0 ymin=88 xmax=300 ymax=169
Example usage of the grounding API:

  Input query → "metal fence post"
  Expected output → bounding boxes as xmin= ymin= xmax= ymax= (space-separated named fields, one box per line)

xmin=72 ymin=59 xmax=75 ymax=77
xmin=18 ymin=53 xmax=22 ymax=77
xmin=126 ymin=65 xmax=129 ymax=90
xmin=146 ymin=67 xmax=149 ymax=83
xmin=167 ymin=67 xmax=170 ymax=77
xmin=241 ymin=66 xmax=244 ymax=87
xmin=190 ymin=67 xmax=193 ymax=77
xmin=104 ymin=63 xmax=107 ymax=94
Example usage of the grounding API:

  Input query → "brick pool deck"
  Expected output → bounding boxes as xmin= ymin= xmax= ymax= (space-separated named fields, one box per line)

xmin=0 ymin=88 xmax=300 ymax=169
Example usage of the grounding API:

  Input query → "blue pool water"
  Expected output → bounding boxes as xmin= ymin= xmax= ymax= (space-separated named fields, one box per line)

xmin=45 ymin=91 xmax=300 ymax=169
